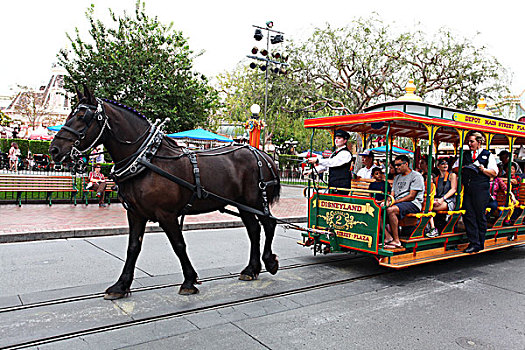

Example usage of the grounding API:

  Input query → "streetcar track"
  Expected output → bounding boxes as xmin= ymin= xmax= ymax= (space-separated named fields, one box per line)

xmin=0 ymin=254 xmax=363 ymax=315
xmin=3 ymin=263 xmax=390 ymax=350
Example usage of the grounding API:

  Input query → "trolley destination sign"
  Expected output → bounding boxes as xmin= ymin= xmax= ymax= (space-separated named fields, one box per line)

xmin=453 ymin=113 xmax=525 ymax=133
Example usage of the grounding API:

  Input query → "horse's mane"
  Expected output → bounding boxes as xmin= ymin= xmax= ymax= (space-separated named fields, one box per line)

xmin=101 ymin=99 xmax=149 ymax=121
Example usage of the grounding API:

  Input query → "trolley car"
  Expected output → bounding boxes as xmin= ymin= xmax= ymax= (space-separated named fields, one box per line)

xmin=300 ymin=92 xmax=525 ymax=268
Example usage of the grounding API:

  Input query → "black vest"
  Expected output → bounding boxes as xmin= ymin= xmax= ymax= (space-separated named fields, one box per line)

xmin=462 ymin=149 xmax=491 ymax=187
xmin=328 ymin=147 xmax=352 ymax=189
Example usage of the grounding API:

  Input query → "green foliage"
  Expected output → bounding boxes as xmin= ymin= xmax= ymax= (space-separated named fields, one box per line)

xmin=58 ymin=0 xmax=218 ymax=133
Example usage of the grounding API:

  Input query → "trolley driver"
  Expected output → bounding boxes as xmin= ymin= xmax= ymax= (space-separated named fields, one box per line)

xmin=453 ymin=132 xmax=497 ymax=253
xmin=304 ymin=129 xmax=352 ymax=193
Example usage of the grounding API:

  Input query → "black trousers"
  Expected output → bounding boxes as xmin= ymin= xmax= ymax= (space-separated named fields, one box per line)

xmin=462 ymin=183 xmax=490 ymax=249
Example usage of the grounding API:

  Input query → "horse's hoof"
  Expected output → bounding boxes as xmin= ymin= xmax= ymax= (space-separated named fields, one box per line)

xmin=239 ymin=273 xmax=258 ymax=281
xmin=104 ymin=292 xmax=127 ymax=300
xmin=264 ymin=254 xmax=279 ymax=275
xmin=179 ymin=286 xmax=199 ymax=295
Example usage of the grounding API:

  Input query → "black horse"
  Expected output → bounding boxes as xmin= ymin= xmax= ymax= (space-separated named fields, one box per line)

xmin=49 ymin=87 xmax=281 ymax=299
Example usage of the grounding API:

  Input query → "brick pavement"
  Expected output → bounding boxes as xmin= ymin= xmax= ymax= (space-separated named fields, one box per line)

xmin=0 ymin=185 xmax=307 ymax=243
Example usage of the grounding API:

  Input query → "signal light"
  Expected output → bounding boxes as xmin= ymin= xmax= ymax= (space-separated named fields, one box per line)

xmin=272 ymin=52 xmax=281 ymax=59
xmin=266 ymin=21 xmax=274 ymax=28
xmin=251 ymin=47 xmax=258 ymax=54
xmin=260 ymin=64 xmax=267 ymax=72
xmin=249 ymin=62 xmax=257 ymax=69
xmin=282 ymin=54 xmax=289 ymax=62
xmin=272 ymin=67 xmax=279 ymax=74
xmin=270 ymin=34 xmax=284 ymax=44
xmin=261 ymin=49 xmax=268 ymax=56
xmin=254 ymin=29 xmax=263 ymax=41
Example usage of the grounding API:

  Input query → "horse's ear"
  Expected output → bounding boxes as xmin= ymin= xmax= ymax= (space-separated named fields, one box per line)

xmin=75 ymin=86 xmax=84 ymax=102
xmin=82 ymin=84 xmax=97 ymax=105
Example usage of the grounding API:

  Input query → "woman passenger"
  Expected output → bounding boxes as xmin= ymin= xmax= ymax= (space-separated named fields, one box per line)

xmin=425 ymin=158 xmax=458 ymax=237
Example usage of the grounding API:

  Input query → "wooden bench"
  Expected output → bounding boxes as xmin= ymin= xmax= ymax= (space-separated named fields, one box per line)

xmin=0 ymin=174 xmax=78 ymax=206
xmin=350 ymin=179 xmax=375 ymax=197
xmin=81 ymin=177 xmax=116 ymax=206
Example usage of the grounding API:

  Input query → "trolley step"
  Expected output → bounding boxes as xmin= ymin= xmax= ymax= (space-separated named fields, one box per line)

xmin=379 ymin=234 xmax=525 ymax=269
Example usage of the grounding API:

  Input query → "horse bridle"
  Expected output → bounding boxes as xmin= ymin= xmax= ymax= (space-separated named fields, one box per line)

xmin=55 ymin=98 xmax=109 ymax=171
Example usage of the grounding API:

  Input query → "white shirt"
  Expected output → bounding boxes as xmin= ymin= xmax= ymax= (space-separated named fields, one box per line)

xmin=356 ymin=166 xmax=373 ymax=179
xmin=315 ymin=146 xmax=352 ymax=173
xmin=453 ymin=149 xmax=498 ymax=173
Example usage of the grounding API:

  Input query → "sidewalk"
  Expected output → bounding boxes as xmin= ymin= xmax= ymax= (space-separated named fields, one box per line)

xmin=0 ymin=185 xmax=307 ymax=243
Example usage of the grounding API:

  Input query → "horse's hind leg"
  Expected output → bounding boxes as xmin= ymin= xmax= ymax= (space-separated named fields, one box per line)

xmin=258 ymin=215 xmax=279 ymax=275
xmin=239 ymin=210 xmax=262 ymax=281
xmin=105 ymin=211 xmax=147 ymax=300
xmin=159 ymin=218 xmax=200 ymax=295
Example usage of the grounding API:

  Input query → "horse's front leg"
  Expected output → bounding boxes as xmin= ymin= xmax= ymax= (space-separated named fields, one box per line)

xmin=239 ymin=210 xmax=262 ymax=281
xmin=159 ymin=217 xmax=200 ymax=295
xmin=104 ymin=211 xmax=147 ymax=300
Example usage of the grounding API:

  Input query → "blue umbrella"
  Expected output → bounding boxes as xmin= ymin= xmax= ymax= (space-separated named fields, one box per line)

xmin=369 ymin=145 xmax=413 ymax=154
xmin=47 ymin=125 xmax=63 ymax=132
xmin=166 ymin=128 xmax=233 ymax=142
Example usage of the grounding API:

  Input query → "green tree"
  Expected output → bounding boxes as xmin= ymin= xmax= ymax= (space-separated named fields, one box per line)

xmin=58 ymin=0 xmax=217 ymax=133
xmin=285 ymin=16 xmax=510 ymax=115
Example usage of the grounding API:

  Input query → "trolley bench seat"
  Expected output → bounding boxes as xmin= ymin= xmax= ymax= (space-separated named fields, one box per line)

xmin=0 ymin=174 xmax=78 ymax=206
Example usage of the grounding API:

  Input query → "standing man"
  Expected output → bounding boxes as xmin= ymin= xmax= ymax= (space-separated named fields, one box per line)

xmin=356 ymin=150 xmax=375 ymax=180
xmin=383 ymin=155 xmax=425 ymax=249
xmin=453 ymin=132 xmax=498 ymax=253
xmin=305 ymin=129 xmax=352 ymax=193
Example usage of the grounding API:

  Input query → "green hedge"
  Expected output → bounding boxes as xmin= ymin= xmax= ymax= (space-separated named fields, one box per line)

xmin=278 ymin=154 xmax=302 ymax=169
xmin=0 ymin=138 xmax=51 ymax=156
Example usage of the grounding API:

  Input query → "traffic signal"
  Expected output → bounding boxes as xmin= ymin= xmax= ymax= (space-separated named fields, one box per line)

xmin=254 ymin=29 xmax=263 ymax=41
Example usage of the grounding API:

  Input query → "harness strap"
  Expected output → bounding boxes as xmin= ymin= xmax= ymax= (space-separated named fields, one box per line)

xmin=137 ymin=158 xmax=275 ymax=219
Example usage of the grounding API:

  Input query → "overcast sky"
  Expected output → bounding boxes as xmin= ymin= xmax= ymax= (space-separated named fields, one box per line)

xmin=1 ymin=0 xmax=523 ymax=99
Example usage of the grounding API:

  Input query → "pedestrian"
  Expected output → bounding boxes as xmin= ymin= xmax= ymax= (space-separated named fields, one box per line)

xmin=87 ymin=164 xmax=108 ymax=207
xmin=8 ymin=142 xmax=21 ymax=172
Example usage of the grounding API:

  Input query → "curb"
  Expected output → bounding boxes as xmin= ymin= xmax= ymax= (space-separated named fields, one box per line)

xmin=0 ymin=217 xmax=307 ymax=244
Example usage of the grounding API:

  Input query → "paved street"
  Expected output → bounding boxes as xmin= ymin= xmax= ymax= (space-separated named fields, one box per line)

xmin=0 ymin=225 xmax=523 ymax=349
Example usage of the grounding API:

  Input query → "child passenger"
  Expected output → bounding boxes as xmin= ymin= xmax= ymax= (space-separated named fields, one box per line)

xmin=368 ymin=167 xmax=391 ymax=202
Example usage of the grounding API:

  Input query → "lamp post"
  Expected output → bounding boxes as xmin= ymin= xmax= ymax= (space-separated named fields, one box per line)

xmin=247 ymin=21 xmax=288 ymax=150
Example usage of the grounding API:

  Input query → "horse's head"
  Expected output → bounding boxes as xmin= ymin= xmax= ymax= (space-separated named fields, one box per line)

xmin=49 ymin=86 xmax=108 ymax=165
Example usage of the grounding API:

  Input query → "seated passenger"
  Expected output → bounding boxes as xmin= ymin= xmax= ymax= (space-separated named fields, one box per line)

xmin=368 ymin=167 xmax=391 ymax=202
xmin=356 ymin=150 xmax=376 ymax=181
xmin=425 ymin=158 xmax=458 ymax=238
xmin=383 ymin=155 xmax=425 ymax=249
xmin=487 ymin=177 xmax=506 ymax=219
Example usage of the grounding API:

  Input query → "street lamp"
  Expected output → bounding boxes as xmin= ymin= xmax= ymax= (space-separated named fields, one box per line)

xmin=250 ymin=104 xmax=261 ymax=118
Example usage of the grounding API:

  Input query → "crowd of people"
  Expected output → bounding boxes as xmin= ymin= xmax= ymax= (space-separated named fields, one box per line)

xmin=304 ymin=129 xmax=525 ymax=253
